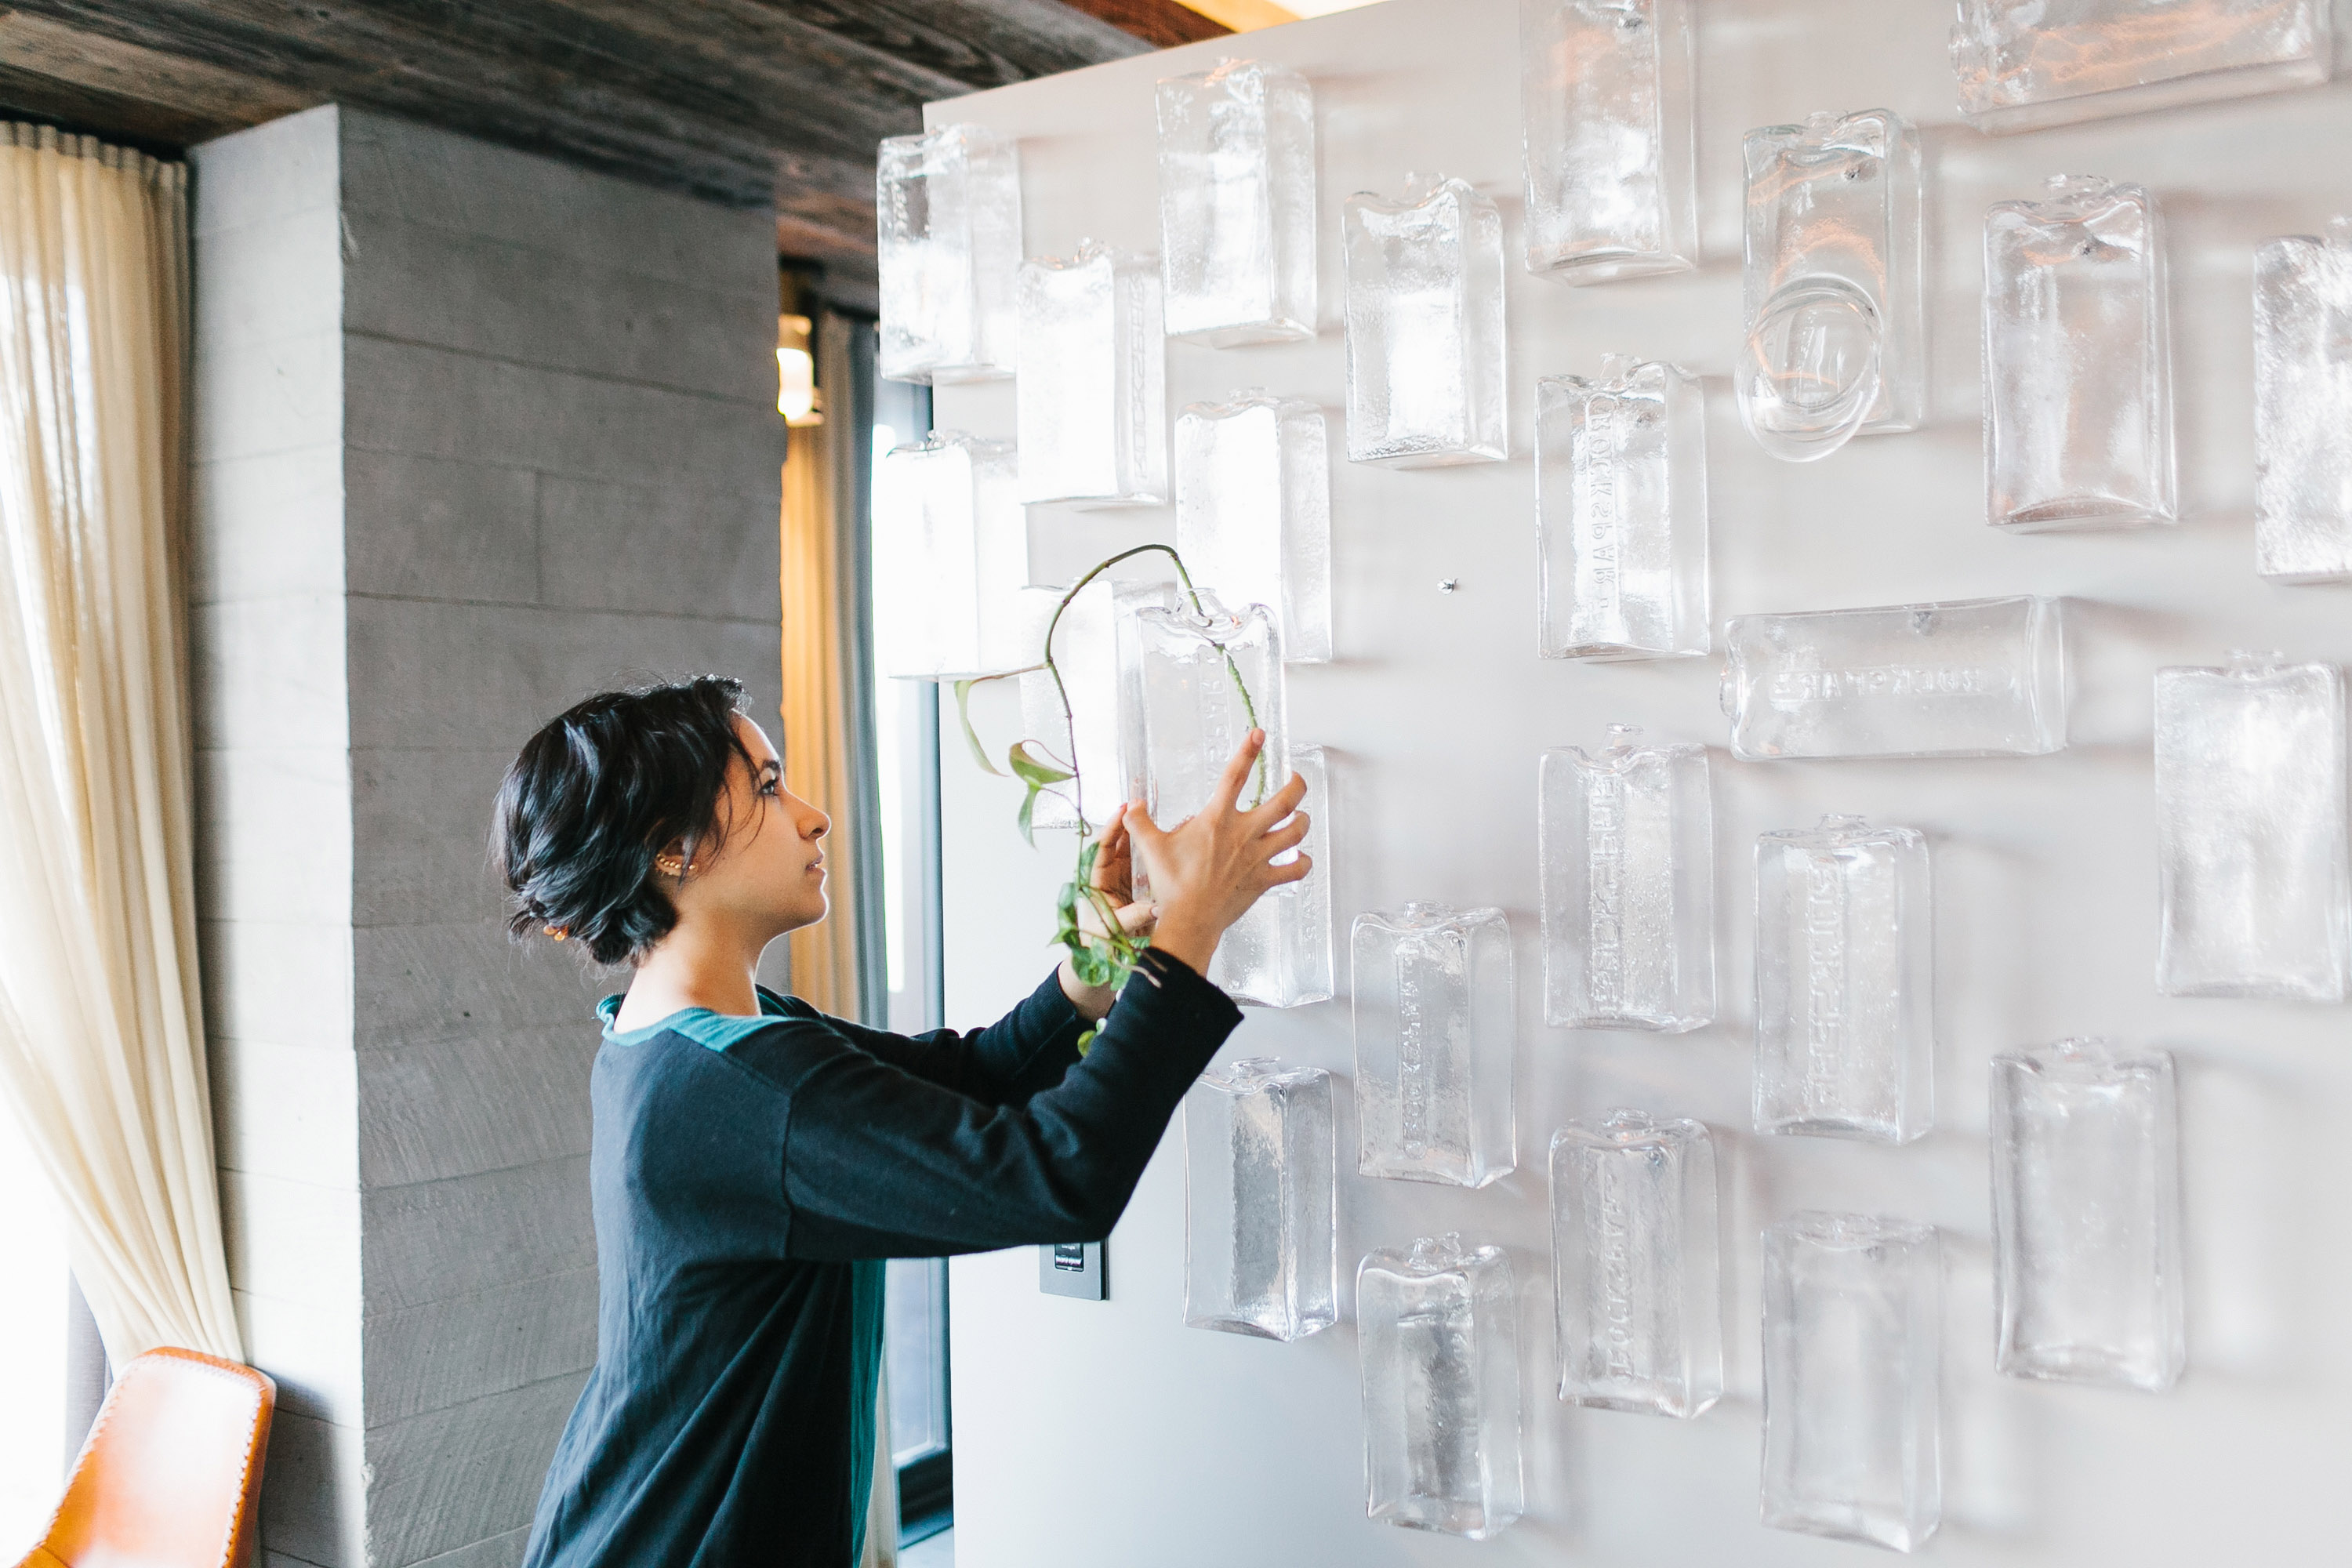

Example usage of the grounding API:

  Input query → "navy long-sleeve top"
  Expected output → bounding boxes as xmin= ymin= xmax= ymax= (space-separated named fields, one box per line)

xmin=518 ymin=950 xmax=1242 ymax=1568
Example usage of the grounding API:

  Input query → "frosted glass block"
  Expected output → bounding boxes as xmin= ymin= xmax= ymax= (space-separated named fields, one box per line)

xmin=871 ymin=432 xmax=1038 ymax=680
xmin=1985 ymin=176 xmax=2176 ymax=532
xmin=1183 ymin=1058 xmax=1338 ymax=1341
xmin=1352 ymin=903 xmax=1515 ymax=1188
xmin=1156 ymin=58 xmax=1316 ymax=346
xmin=1535 ymin=358 xmax=1708 ymax=661
xmin=1738 ymin=109 xmax=1923 ymax=463
xmin=1357 ymin=1235 xmax=1523 ymax=1539
xmin=2255 ymin=219 xmax=2352 ymax=582
xmin=1754 ymin=816 xmax=1933 ymax=1145
xmin=1762 ymin=1214 xmax=1941 ymax=1553
xmin=1174 ymin=392 xmax=1331 ymax=663
xmin=1342 ymin=176 xmax=1508 ymax=468
xmin=1538 ymin=728 xmax=1713 ymax=1032
xmin=1022 ymin=578 xmax=1174 ymax=832
xmin=1015 ymin=242 xmax=1167 ymax=506
xmin=877 ymin=124 xmax=1020 ymax=385
xmin=1135 ymin=591 xmax=1288 ymax=824
xmin=2154 ymin=652 xmax=2350 ymax=1000
xmin=1953 ymin=0 xmax=2332 ymax=133
xmin=1549 ymin=1110 xmax=1722 ymax=1417
xmin=1519 ymin=0 xmax=1697 ymax=283
xmin=1991 ymin=1039 xmax=2185 ymax=1392
xmin=1210 ymin=744 xmax=1334 ymax=1007
xmin=1721 ymin=596 xmax=2067 ymax=761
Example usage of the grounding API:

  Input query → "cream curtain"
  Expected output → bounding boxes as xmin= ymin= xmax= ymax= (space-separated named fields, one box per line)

xmin=0 ymin=122 xmax=239 ymax=1363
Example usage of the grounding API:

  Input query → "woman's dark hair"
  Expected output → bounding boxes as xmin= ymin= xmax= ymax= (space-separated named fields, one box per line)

xmin=492 ymin=675 xmax=754 ymax=967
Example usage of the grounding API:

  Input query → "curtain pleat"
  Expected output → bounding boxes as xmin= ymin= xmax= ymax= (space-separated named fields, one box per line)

xmin=0 ymin=121 xmax=239 ymax=1363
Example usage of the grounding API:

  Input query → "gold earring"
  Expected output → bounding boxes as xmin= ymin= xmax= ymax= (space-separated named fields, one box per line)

xmin=656 ymin=855 xmax=687 ymax=877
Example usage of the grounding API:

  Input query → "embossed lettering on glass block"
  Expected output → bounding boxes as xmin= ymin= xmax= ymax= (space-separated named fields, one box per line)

xmin=1519 ymin=0 xmax=1697 ymax=283
xmin=877 ymin=124 xmax=1020 ymax=385
xmin=1550 ymin=1111 xmax=1722 ymax=1417
xmin=1353 ymin=904 xmax=1515 ymax=1188
xmin=1722 ymin=596 xmax=2067 ymax=761
xmin=1762 ymin=1214 xmax=1941 ymax=1553
xmin=1991 ymin=1039 xmax=2184 ymax=1392
xmin=1156 ymin=58 xmax=1316 ymax=346
xmin=1539 ymin=728 xmax=1713 ymax=1032
xmin=1358 ymin=1235 xmax=1523 ymax=1539
xmin=1174 ymin=391 xmax=1331 ymax=663
xmin=1755 ymin=816 xmax=1933 ymax=1144
xmin=1135 ymin=591 xmax=1288 ymax=826
xmin=1536 ymin=358 xmax=1708 ymax=660
xmin=2255 ymin=218 xmax=2352 ymax=582
xmin=1211 ymin=744 xmax=1333 ymax=1007
xmin=1016 ymin=241 xmax=1167 ymax=506
xmin=1738 ymin=109 xmax=1923 ymax=462
xmin=1342 ymin=176 xmax=1508 ymax=467
xmin=1984 ymin=176 xmax=2175 ymax=532
xmin=1184 ymin=1058 xmax=1337 ymax=1341
xmin=1953 ymin=0 xmax=2333 ymax=134
xmin=871 ymin=432 xmax=1037 ymax=679
xmin=2154 ymin=652 xmax=2350 ymax=1000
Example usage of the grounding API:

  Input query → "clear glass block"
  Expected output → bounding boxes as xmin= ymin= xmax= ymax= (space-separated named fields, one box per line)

xmin=1210 ymin=743 xmax=1334 ymax=1007
xmin=2255 ymin=218 xmax=2352 ymax=583
xmin=1112 ymin=582 xmax=1181 ymax=815
xmin=2154 ymin=652 xmax=2350 ymax=1000
xmin=1357 ymin=1235 xmax=1523 ymax=1539
xmin=1135 ymin=590 xmax=1289 ymax=825
xmin=1021 ymin=578 xmax=1168 ymax=832
xmin=1549 ymin=1110 xmax=1722 ymax=1418
xmin=1991 ymin=1039 xmax=2185 ymax=1392
xmin=1342 ymin=175 xmax=1508 ymax=468
xmin=1519 ymin=0 xmax=1697 ymax=283
xmin=1953 ymin=0 xmax=2333 ymax=134
xmin=1721 ymin=595 xmax=2068 ymax=761
xmin=1156 ymin=57 xmax=1316 ymax=346
xmin=1352 ymin=903 xmax=1516 ymax=1188
xmin=1015 ymin=241 xmax=1167 ymax=506
xmin=1538 ymin=727 xmax=1714 ymax=1032
xmin=1984 ymin=176 xmax=2176 ymax=532
xmin=1536 ymin=357 xmax=1708 ymax=661
xmin=870 ymin=431 xmax=1037 ymax=680
xmin=1174 ymin=391 xmax=1331 ymax=663
xmin=1183 ymin=1057 xmax=1338 ymax=1341
xmin=1754 ymin=816 xmax=1933 ymax=1145
xmin=1738 ymin=109 xmax=1924 ymax=463
xmin=1761 ymin=1214 xmax=1942 ymax=1554
xmin=877 ymin=124 xmax=1021 ymax=385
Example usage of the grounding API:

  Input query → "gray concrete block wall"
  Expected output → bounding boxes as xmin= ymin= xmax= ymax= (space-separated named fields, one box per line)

xmin=193 ymin=103 xmax=786 ymax=1568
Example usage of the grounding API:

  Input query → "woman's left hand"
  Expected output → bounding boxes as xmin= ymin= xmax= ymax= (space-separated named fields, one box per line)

xmin=1062 ymin=804 xmax=1156 ymax=1021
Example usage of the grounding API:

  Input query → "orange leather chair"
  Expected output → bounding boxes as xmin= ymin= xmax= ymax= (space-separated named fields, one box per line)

xmin=14 ymin=1346 xmax=275 ymax=1568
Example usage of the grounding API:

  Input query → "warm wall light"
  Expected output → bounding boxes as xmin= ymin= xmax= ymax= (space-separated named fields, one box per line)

xmin=777 ymin=312 xmax=821 ymax=425
xmin=1176 ymin=0 xmax=1378 ymax=29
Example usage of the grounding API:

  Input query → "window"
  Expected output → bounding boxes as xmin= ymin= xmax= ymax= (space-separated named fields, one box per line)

xmin=0 ymin=1116 xmax=69 ymax=1556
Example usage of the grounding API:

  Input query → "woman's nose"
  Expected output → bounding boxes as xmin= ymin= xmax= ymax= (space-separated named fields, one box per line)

xmin=805 ymin=807 xmax=830 ymax=840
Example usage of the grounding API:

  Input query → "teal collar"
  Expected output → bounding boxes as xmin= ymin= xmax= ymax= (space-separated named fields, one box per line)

xmin=597 ymin=985 xmax=797 ymax=1052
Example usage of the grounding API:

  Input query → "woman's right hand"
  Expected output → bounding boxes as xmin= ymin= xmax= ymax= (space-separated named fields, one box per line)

xmin=1123 ymin=730 xmax=1310 ymax=978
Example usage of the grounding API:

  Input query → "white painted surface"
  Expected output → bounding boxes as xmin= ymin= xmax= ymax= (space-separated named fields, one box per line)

xmin=933 ymin=2 xmax=2352 ymax=1562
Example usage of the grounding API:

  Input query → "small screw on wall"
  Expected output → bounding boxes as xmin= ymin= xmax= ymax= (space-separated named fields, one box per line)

xmin=1437 ymin=579 xmax=1459 ymax=593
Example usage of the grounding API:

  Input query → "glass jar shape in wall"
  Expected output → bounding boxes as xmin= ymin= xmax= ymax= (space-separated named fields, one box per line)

xmin=2154 ymin=652 xmax=2350 ymax=1001
xmin=1184 ymin=1057 xmax=1337 ymax=1342
xmin=871 ymin=431 xmax=1037 ymax=680
xmin=1133 ymin=591 xmax=1287 ymax=830
xmin=1519 ymin=0 xmax=1697 ymax=283
xmin=2255 ymin=217 xmax=2352 ymax=582
xmin=1991 ymin=1039 xmax=2185 ymax=1393
xmin=1342 ymin=175 xmax=1508 ymax=467
xmin=1015 ymin=241 xmax=1167 ymax=506
xmin=1984 ymin=176 xmax=2176 ymax=532
xmin=877 ymin=124 xmax=1021 ymax=384
xmin=1210 ymin=742 xmax=1334 ymax=1008
xmin=1352 ymin=903 xmax=1515 ymax=1188
xmin=1754 ymin=815 xmax=1933 ymax=1145
xmin=1174 ymin=391 xmax=1332 ymax=663
xmin=1536 ymin=357 xmax=1708 ymax=661
xmin=1550 ymin=1109 xmax=1722 ymax=1418
xmin=1538 ymin=728 xmax=1713 ymax=1033
xmin=1357 ymin=1235 xmax=1523 ymax=1539
xmin=1737 ymin=108 xmax=1923 ymax=462
xmin=1022 ymin=578 xmax=1174 ymax=832
xmin=1156 ymin=57 xmax=1316 ymax=346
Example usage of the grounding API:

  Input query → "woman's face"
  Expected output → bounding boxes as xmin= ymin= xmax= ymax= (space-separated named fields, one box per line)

xmin=676 ymin=715 xmax=831 ymax=938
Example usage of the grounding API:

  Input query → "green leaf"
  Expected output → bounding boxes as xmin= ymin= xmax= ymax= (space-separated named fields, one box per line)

xmin=1007 ymin=740 xmax=1074 ymax=789
xmin=953 ymin=677 xmax=1007 ymax=777
xmin=1076 ymin=1027 xmax=1096 ymax=1058
xmin=1017 ymin=782 xmax=1042 ymax=847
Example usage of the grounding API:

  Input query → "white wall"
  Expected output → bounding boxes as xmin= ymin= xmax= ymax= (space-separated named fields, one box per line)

xmin=933 ymin=2 xmax=2352 ymax=1562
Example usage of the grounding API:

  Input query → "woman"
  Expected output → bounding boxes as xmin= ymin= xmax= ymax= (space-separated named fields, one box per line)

xmin=492 ymin=675 xmax=1308 ymax=1568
